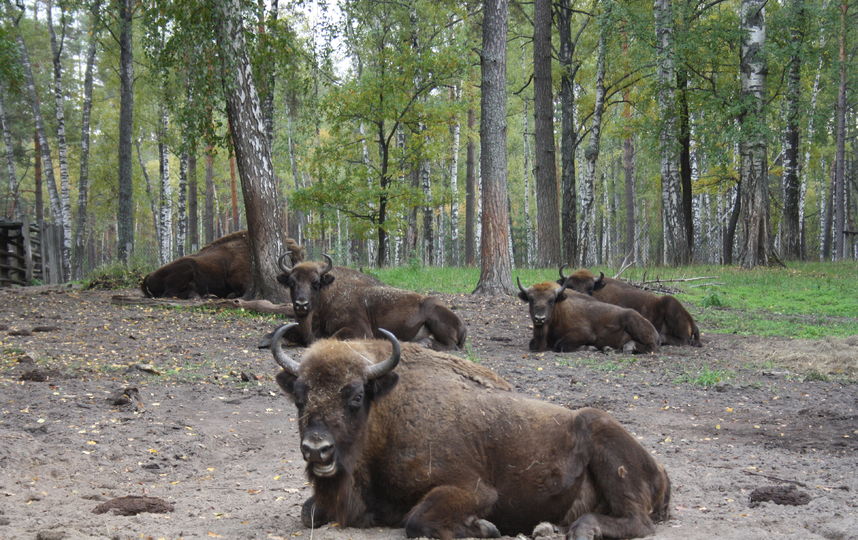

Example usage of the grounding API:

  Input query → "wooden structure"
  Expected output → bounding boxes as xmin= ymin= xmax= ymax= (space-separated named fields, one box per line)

xmin=0 ymin=219 xmax=63 ymax=287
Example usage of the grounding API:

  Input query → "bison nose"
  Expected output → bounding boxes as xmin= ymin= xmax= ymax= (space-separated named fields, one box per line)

xmin=294 ymin=299 xmax=309 ymax=310
xmin=533 ymin=314 xmax=546 ymax=325
xmin=301 ymin=438 xmax=334 ymax=463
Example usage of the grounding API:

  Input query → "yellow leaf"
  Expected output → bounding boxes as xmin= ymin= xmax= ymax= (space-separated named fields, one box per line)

xmin=148 ymin=448 xmax=159 ymax=454
xmin=207 ymin=533 xmax=222 ymax=538
xmin=86 ymin=440 xmax=97 ymax=445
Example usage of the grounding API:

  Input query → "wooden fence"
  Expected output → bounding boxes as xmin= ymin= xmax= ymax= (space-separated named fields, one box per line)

xmin=0 ymin=219 xmax=64 ymax=287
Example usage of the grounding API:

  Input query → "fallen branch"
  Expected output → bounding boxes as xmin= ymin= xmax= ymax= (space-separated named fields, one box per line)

xmin=641 ymin=276 xmax=718 ymax=284
xmin=110 ymin=295 xmax=294 ymax=317
xmin=742 ymin=470 xmax=808 ymax=488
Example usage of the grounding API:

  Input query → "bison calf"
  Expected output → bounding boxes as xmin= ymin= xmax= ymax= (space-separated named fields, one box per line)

xmin=561 ymin=268 xmax=701 ymax=347
xmin=269 ymin=323 xmax=671 ymax=540
xmin=518 ymin=278 xmax=659 ymax=353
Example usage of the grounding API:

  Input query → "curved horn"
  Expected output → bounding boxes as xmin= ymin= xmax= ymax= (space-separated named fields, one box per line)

xmin=558 ymin=264 xmax=569 ymax=281
xmin=270 ymin=323 xmax=301 ymax=376
xmin=320 ymin=253 xmax=333 ymax=275
xmin=597 ymin=271 xmax=605 ymax=282
xmin=366 ymin=328 xmax=401 ymax=380
xmin=516 ymin=276 xmax=528 ymax=296
xmin=277 ymin=253 xmax=293 ymax=273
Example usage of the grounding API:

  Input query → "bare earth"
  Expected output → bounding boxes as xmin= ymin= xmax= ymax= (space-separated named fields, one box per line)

xmin=1 ymin=285 xmax=857 ymax=540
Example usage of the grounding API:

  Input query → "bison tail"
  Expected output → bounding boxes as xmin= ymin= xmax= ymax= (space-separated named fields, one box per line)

xmin=660 ymin=296 xmax=699 ymax=346
xmin=140 ymin=276 xmax=154 ymax=298
xmin=424 ymin=299 xmax=468 ymax=351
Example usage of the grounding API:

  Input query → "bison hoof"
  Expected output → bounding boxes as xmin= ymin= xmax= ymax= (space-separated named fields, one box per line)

xmin=301 ymin=496 xmax=327 ymax=528
xmin=532 ymin=521 xmax=559 ymax=537
xmin=464 ymin=516 xmax=500 ymax=538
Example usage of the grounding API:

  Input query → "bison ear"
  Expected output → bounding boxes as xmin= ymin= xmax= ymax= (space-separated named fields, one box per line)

xmin=275 ymin=370 xmax=298 ymax=396
xmin=368 ymin=372 xmax=399 ymax=401
xmin=320 ymin=274 xmax=335 ymax=288
xmin=517 ymin=291 xmax=529 ymax=302
xmin=593 ymin=272 xmax=606 ymax=291
xmin=276 ymin=274 xmax=291 ymax=287
xmin=556 ymin=291 xmax=567 ymax=302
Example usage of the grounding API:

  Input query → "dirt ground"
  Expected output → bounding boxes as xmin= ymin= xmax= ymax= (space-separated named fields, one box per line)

xmin=1 ymin=284 xmax=857 ymax=540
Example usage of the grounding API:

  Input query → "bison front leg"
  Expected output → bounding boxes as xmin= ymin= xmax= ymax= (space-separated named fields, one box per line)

xmin=300 ymin=495 xmax=330 ymax=528
xmin=404 ymin=484 xmax=500 ymax=540
xmin=566 ymin=513 xmax=654 ymax=540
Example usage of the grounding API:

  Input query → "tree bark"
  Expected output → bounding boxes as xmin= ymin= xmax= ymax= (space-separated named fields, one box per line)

xmin=473 ymin=0 xmax=513 ymax=296
xmin=724 ymin=182 xmax=741 ymax=264
xmin=117 ymin=0 xmax=135 ymax=262
xmin=738 ymin=0 xmax=770 ymax=267
xmin=0 ymin=89 xmax=20 ymax=219
xmin=465 ymin=107 xmax=477 ymax=266
xmin=158 ymin=106 xmax=173 ymax=264
xmin=204 ymin=146 xmax=215 ymax=244
xmin=533 ymin=0 xmax=560 ymax=267
xmin=449 ymin=85 xmax=462 ymax=266
xmin=187 ymin=151 xmax=199 ymax=252
xmin=214 ymin=0 xmax=287 ymax=301
xmin=521 ymin=53 xmax=534 ymax=267
xmin=833 ymin=0 xmax=848 ymax=260
xmin=557 ymin=0 xmax=579 ymax=265
xmin=229 ymin=152 xmax=239 ymax=232
xmin=779 ymin=0 xmax=803 ymax=260
xmin=177 ymin=153 xmax=188 ymax=257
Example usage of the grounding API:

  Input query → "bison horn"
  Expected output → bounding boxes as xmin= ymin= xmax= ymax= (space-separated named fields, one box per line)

xmin=558 ymin=264 xmax=569 ymax=281
xmin=270 ymin=323 xmax=301 ymax=376
xmin=365 ymin=328 xmax=401 ymax=380
xmin=321 ymin=253 xmax=333 ymax=275
xmin=277 ymin=253 xmax=293 ymax=274
xmin=516 ymin=276 xmax=528 ymax=296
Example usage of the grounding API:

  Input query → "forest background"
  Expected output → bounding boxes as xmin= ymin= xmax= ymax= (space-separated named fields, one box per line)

xmin=1 ymin=0 xmax=856 ymax=289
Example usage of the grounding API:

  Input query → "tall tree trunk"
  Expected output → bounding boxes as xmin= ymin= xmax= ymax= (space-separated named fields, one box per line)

xmin=73 ymin=0 xmax=101 ymax=278
xmin=677 ymin=67 xmax=694 ymax=260
xmin=136 ymin=138 xmax=160 ymax=247
xmin=833 ymin=0 xmax=848 ymax=260
xmin=557 ymin=0 xmax=579 ymax=265
xmin=780 ymin=0 xmax=804 ymax=260
xmin=214 ymin=0 xmax=287 ymax=301
xmin=799 ymin=57 xmax=823 ymax=259
xmin=177 ymin=153 xmax=187 ymax=257
xmin=822 ymin=163 xmax=833 ymax=259
xmin=421 ymin=157 xmax=433 ymax=265
xmin=654 ymin=0 xmax=687 ymax=266
xmin=158 ymin=106 xmax=173 ymax=263
xmin=117 ymin=0 xmax=135 ymax=262
xmin=286 ymin=93 xmax=304 ymax=244
xmin=521 ymin=56 xmax=534 ymax=268
xmin=579 ymin=24 xmax=607 ymax=267
xmin=449 ymin=85 xmax=462 ymax=266
xmin=0 ymin=90 xmax=20 ymax=219
xmin=533 ymin=0 xmax=560 ymax=267
xmin=623 ymin=104 xmax=636 ymax=260
xmin=724 ymin=182 xmax=741 ymax=264
xmin=229 ymin=152 xmax=239 ymax=232
xmin=34 ymin=132 xmax=43 ymax=227
xmin=473 ymin=0 xmax=513 ymax=295
xmin=46 ymin=0 xmax=71 ymax=280
xmin=465 ymin=107 xmax=477 ymax=266
xmin=187 ymin=151 xmax=199 ymax=251
xmin=738 ymin=0 xmax=770 ymax=267
xmin=204 ymin=147 xmax=215 ymax=244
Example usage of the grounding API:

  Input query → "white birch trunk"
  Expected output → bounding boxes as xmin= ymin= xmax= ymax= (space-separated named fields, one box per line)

xmin=421 ymin=157 xmax=433 ymax=265
xmin=521 ymin=72 xmax=534 ymax=268
xmin=449 ymin=85 xmax=462 ymax=266
xmin=177 ymin=153 xmax=187 ymax=257
xmin=158 ymin=107 xmax=173 ymax=264
xmin=799 ymin=57 xmax=823 ymax=249
xmin=135 ymin=138 xmax=160 ymax=253
xmin=0 ymin=90 xmax=20 ymax=218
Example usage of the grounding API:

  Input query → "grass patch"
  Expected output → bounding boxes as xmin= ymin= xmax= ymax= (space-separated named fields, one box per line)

xmin=555 ymin=355 xmax=637 ymax=372
xmin=84 ymin=260 xmax=151 ymax=290
xmin=675 ymin=367 xmax=733 ymax=387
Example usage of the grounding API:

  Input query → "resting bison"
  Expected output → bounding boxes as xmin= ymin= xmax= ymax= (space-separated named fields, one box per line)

xmin=560 ymin=268 xmax=701 ymax=347
xmin=517 ymin=278 xmax=659 ymax=353
xmin=140 ymin=231 xmax=303 ymax=299
xmin=269 ymin=323 xmax=671 ymax=539
xmin=276 ymin=255 xmax=466 ymax=350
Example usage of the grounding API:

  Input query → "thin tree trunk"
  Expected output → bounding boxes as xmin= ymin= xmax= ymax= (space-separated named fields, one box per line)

xmin=533 ymin=0 xmax=560 ymax=267
xmin=34 ymin=132 xmax=44 ymax=227
xmin=623 ymin=110 xmax=636 ymax=260
xmin=177 ymin=153 xmax=187 ymax=257
xmin=738 ymin=0 xmax=770 ymax=267
xmin=473 ymin=0 xmax=513 ymax=295
xmin=0 ymin=90 xmax=20 ymax=219
xmin=135 ymin=138 xmax=160 ymax=249
xmin=204 ymin=146 xmax=215 ymax=244
xmin=449 ymin=85 xmax=462 ymax=266
xmin=780 ymin=0 xmax=804 ymax=260
xmin=214 ymin=0 xmax=287 ymax=301
xmin=677 ymin=67 xmax=694 ymax=260
xmin=421 ymin=157 xmax=433 ymax=265
xmin=521 ymin=55 xmax=534 ymax=268
xmin=654 ymin=0 xmax=687 ymax=266
xmin=465 ymin=107 xmax=477 ymax=266
xmin=187 ymin=151 xmax=198 ymax=251
xmin=724 ymin=182 xmax=741 ymax=264
xmin=799 ymin=57 xmax=823 ymax=259
xmin=46 ymin=0 xmax=71 ymax=280
xmin=229 ymin=152 xmax=239 ymax=232
xmin=579 ymin=24 xmax=607 ymax=267
xmin=117 ymin=0 xmax=135 ymax=262
xmin=557 ymin=0 xmax=580 ymax=265
xmin=833 ymin=0 xmax=848 ymax=260
xmin=158 ymin=106 xmax=173 ymax=263
xmin=822 ymin=163 xmax=833 ymax=259
xmin=73 ymin=0 xmax=101 ymax=278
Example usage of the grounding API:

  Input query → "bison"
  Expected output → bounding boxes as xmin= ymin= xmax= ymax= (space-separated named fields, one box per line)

xmin=275 ymin=254 xmax=466 ymax=350
xmin=517 ymin=278 xmax=659 ymax=354
xmin=269 ymin=323 xmax=671 ymax=540
xmin=140 ymin=231 xmax=304 ymax=299
xmin=560 ymin=268 xmax=701 ymax=347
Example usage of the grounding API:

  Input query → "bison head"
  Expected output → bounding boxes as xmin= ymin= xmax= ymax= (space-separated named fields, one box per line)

xmin=276 ymin=254 xmax=334 ymax=317
xmin=517 ymin=277 xmax=568 ymax=328
xmin=558 ymin=266 xmax=606 ymax=295
xmin=271 ymin=323 xmax=401 ymax=479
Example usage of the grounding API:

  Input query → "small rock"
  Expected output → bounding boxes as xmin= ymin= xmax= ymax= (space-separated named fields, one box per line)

xmin=106 ymin=387 xmax=143 ymax=409
xmin=36 ymin=531 xmax=66 ymax=540
xmin=0 ymin=324 xmax=8 ymax=331
xmin=0 ymin=516 xmax=10 ymax=526
xmin=130 ymin=363 xmax=161 ymax=375
xmin=23 ymin=424 xmax=48 ymax=434
xmin=20 ymin=369 xmax=49 ymax=382
xmin=7 ymin=329 xmax=32 ymax=336
xmin=92 ymin=495 xmax=174 ymax=516
xmin=749 ymin=485 xmax=811 ymax=507
xmin=31 ymin=326 xmax=60 ymax=333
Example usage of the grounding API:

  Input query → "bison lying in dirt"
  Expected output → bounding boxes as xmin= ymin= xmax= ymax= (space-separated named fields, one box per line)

xmin=275 ymin=255 xmax=466 ymax=350
xmin=561 ymin=268 xmax=701 ymax=347
xmin=518 ymin=278 xmax=659 ymax=354
xmin=140 ymin=231 xmax=303 ymax=299
xmin=269 ymin=323 xmax=671 ymax=540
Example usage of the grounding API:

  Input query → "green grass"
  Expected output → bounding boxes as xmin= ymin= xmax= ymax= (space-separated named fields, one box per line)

xmin=84 ymin=259 xmax=152 ymax=290
xmin=675 ymin=367 xmax=733 ymax=387
xmin=374 ymin=261 xmax=858 ymax=339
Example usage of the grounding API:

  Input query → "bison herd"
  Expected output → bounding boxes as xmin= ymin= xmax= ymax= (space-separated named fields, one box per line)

xmin=142 ymin=234 xmax=704 ymax=539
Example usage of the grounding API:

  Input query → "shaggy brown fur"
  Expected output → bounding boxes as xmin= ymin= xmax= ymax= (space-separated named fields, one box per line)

xmin=562 ymin=269 xmax=701 ymax=347
xmin=140 ymin=231 xmax=303 ymax=299
xmin=277 ymin=259 xmax=467 ymax=350
xmin=273 ymin=337 xmax=670 ymax=540
xmin=518 ymin=280 xmax=659 ymax=354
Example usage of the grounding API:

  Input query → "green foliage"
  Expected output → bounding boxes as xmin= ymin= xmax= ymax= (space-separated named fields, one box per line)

xmin=675 ymin=367 xmax=732 ymax=387
xmin=83 ymin=260 xmax=150 ymax=290
xmin=700 ymin=287 xmax=726 ymax=308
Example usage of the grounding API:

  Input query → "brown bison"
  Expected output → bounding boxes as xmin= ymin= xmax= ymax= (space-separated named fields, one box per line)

xmin=140 ymin=231 xmax=303 ymax=299
xmin=269 ymin=323 xmax=671 ymax=539
xmin=275 ymin=255 xmax=466 ymax=350
xmin=517 ymin=278 xmax=659 ymax=354
xmin=560 ymin=268 xmax=701 ymax=347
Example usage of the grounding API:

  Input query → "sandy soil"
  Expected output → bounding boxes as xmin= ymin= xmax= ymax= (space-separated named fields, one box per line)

xmin=0 ymin=285 xmax=856 ymax=540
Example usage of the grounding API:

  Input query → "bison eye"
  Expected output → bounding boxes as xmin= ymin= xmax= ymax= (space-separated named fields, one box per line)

xmin=311 ymin=279 xmax=321 ymax=290
xmin=348 ymin=391 xmax=364 ymax=411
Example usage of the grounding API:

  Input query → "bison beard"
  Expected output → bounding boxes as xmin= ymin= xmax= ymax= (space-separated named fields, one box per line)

xmin=269 ymin=324 xmax=670 ymax=540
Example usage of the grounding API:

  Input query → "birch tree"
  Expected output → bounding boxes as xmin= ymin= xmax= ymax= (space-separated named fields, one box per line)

xmin=465 ymin=107 xmax=477 ymax=266
xmin=117 ymin=0 xmax=135 ymax=262
xmin=0 ymin=90 xmax=20 ymax=219
xmin=449 ymin=85 xmax=462 ymax=266
xmin=157 ymin=106 xmax=173 ymax=264
xmin=779 ymin=0 xmax=804 ymax=260
xmin=473 ymin=0 xmax=513 ymax=295
xmin=738 ymin=0 xmax=770 ymax=267
xmin=832 ymin=0 xmax=848 ymax=260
